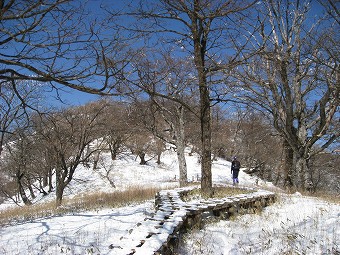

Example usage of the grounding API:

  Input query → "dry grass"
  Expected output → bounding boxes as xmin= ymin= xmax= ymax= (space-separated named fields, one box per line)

xmin=212 ymin=186 xmax=253 ymax=198
xmin=0 ymin=185 xmax=161 ymax=227
xmin=284 ymin=189 xmax=340 ymax=204
xmin=182 ymin=186 xmax=252 ymax=202
xmin=309 ymin=192 xmax=340 ymax=204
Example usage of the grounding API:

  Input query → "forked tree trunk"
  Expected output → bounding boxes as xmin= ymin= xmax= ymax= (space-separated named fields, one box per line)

xmin=109 ymin=140 xmax=121 ymax=160
xmin=139 ymin=152 xmax=147 ymax=165
xmin=27 ymin=179 xmax=36 ymax=199
xmin=16 ymin=173 xmax=32 ymax=205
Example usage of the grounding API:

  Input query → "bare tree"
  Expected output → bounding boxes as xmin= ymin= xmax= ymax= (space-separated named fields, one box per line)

xmin=32 ymin=139 xmax=55 ymax=195
xmin=210 ymin=105 xmax=234 ymax=160
xmin=130 ymin=55 xmax=200 ymax=186
xmin=235 ymin=111 xmax=283 ymax=182
xmin=232 ymin=0 xmax=340 ymax=190
xmin=0 ymin=79 xmax=42 ymax=203
xmin=0 ymin=80 xmax=41 ymax=156
xmin=110 ymin=0 xmax=257 ymax=195
xmin=317 ymin=0 xmax=340 ymax=25
xmin=309 ymin=151 xmax=340 ymax=194
xmin=0 ymin=0 xmax=132 ymax=99
xmin=147 ymin=99 xmax=190 ymax=186
xmin=34 ymin=104 xmax=107 ymax=207
xmin=126 ymin=101 xmax=161 ymax=165
xmin=100 ymin=100 xmax=132 ymax=161
xmin=0 ymin=122 xmax=50 ymax=205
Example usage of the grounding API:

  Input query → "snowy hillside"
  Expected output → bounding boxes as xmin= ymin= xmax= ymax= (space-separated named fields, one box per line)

xmin=0 ymin=148 xmax=339 ymax=255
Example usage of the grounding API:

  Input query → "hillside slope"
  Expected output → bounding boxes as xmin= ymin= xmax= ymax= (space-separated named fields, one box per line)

xmin=0 ymin=149 xmax=339 ymax=255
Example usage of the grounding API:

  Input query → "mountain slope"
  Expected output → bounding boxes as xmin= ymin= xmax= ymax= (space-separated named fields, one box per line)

xmin=0 ymin=149 xmax=338 ymax=255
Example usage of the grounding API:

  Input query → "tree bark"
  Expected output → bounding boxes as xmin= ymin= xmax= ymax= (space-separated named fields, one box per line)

xmin=192 ymin=1 xmax=212 ymax=196
xmin=283 ymin=139 xmax=294 ymax=189
xmin=175 ymin=106 xmax=188 ymax=187
xmin=16 ymin=173 xmax=32 ymax=206
xmin=48 ymin=168 xmax=53 ymax=193
xmin=27 ymin=179 xmax=36 ymax=199
xmin=294 ymin=153 xmax=311 ymax=191
xmin=139 ymin=152 xmax=147 ymax=165
xmin=55 ymin=167 xmax=64 ymax=207
xmin=200 ymin=83 xmax=212 ymax=196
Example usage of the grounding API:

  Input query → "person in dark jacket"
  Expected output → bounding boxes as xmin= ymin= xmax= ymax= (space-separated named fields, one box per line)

xmin=231 ymin=156 xmax=241 ymax=185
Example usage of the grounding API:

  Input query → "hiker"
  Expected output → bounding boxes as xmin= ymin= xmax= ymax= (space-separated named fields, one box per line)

xmin=231 ymin=156 xmax=241 ymax=185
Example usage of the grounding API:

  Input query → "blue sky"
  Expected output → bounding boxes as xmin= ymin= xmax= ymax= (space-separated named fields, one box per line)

xmin=44 ymin=86 xmax=101 ymax=108
xmin=45 ymin=0 xmax=330 ymax=108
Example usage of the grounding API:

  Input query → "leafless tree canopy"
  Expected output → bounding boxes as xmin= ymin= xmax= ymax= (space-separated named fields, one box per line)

xmin=107 ymin=0 xmax=258 ymax=195
xmin=229 ymin=0 xmax=339 ymax=189
xmin=0 ymin=0 xmax=132 ymax=96
xmin=0 ymin=0 xmax=339 ymax=202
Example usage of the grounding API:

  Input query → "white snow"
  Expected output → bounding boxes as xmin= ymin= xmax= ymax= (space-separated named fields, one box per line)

xmin=178 ymin=194 xmax=340 ymax=255
xmin=0 ymin=148 xmax=339 ymax=255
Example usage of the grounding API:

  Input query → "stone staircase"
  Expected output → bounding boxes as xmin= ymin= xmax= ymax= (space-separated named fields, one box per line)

xmin=110 ymin=185 xmax=276 ymax=255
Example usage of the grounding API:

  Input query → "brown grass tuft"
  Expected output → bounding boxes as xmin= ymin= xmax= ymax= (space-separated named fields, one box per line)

xmin=308 ymin=192 xmax=340 ymax=204
xmin=0 ymin=185 xmax=162 ymax=226
xmin=182 ymin=186 xmax=252 ymax=202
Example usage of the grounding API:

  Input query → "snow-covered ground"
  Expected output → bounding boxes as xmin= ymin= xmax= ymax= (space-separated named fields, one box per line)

xmin=0 ymin=148 xmax=339 ymax=254
xmin=178 ymin=194 xmax=339 ymax=255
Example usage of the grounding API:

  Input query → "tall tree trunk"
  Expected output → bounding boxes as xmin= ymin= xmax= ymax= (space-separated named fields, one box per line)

xmin=175 ymin=106 xmax=188 ymax=187
xmin=176 ymin=144 xmax=187 ymax=187
xmin=43 ymin=172 xmax=48 ymax=187
xmin=295 ymin=154 xmax=311 ymax=191
xmin=192 ymin=4 xmax=212 ymax=196
xmin=92 ymin=151 xmax=101 ymax=170
xmin=200 ymin=82 xmax=212 ymax=195
xmin=283 ymin=139 xmax=294 ymax=189
xmin=48 ymin=168 xmax=53 ymax=193
xmin=55 ymin=167 xmax=64 ymax=207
